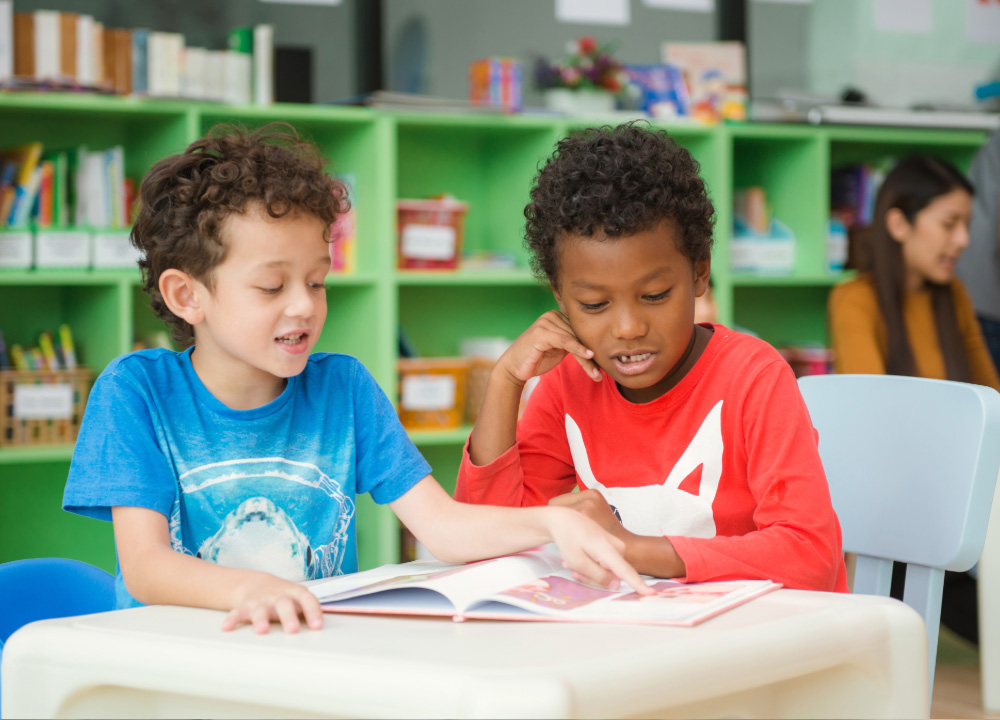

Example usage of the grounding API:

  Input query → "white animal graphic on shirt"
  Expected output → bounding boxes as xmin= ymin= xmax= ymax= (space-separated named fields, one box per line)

xmin=565 ymin=400 xmax=724 ymax=538
xmin=173 ymin=457 xmax=355 ymax=580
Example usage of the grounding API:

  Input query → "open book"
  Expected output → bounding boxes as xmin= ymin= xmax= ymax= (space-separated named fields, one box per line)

xmin=307 ymin=549 xmax=780 ymax=626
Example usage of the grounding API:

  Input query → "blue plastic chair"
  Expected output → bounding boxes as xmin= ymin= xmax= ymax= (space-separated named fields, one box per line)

xmin=798 ymin=374 xmax=1000 ymax=700
xmin=0 ymin=558 xmax=115 ymax=716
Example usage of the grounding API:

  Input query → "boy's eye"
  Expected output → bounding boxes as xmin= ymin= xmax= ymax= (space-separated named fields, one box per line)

xmin=308 ymin=282 xmax=325 ymax=290
xmin=644 ymin=290 xmax=669 ymax=301
xmin=578 ymin=301 xmax=607 ymax=311
xmin=260 ymin=285 xmax=283 ymax=294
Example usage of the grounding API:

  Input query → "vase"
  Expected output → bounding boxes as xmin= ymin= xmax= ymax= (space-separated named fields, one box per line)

xmin=543 ymin=88 xmax=616 ymax=115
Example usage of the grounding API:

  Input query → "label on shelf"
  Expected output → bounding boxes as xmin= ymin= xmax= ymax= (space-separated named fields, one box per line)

xmin=730 ymin=237 xmax=795 ymax=275
xmin=401 ymin=374 xmax=457 ymax=411
xmin=13 ymin=383 xmax=73 ymax=419
xmin=401 ymin=224 xmax=457 ymax=261
xmin=34 ymin=231 xmax=92 ymax=269
xmin=92 ymin=231 xmax=144 ymax=268
xmin=0 ymin=231 xmax=32 ymax=268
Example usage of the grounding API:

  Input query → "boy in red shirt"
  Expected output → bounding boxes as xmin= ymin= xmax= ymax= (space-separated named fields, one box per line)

xmin=456 ymin=122 xmax=847 ymax=592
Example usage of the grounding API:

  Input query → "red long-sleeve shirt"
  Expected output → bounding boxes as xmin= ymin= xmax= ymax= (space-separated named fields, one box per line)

xmin=456 ymin=325 xmax=848 ymax=592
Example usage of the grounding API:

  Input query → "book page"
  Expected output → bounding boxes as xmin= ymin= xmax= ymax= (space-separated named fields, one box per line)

xmin=466 ymin=573 xmax=779 ymax=626
xmin=313 ymin=550 xmax=565 ymax=615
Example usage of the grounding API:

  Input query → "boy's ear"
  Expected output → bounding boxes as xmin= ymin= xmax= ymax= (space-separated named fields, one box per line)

xmin=693 ymin=259 xmax=712 ymax=297
xmin=159 ymin=269 xmax=205 ymax=326
xmin=885 ymin=208 xmax=911 ymax=243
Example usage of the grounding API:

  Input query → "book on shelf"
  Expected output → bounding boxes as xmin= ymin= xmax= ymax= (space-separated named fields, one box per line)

xmin=130 ymin=27 xmax=148 ymax=95
xmin=32 ymin=10 xmax=59 ymax=82
xmin=12 ymin=10 xmax=33 ymax=78
xmin=0 ymin=1 xmax=11 ymax=83
xmin=58 ymin=11 xmax=76 ymax=82
xmin=104 ymin=26 xmax=132 ymax=96
xmin=76 ymin=14 xmax=97 ymax=88
xmin=228 ymin=24 xmax=272 ymax=106
xmin=147 ymin=31 xmax=182 ymax=98
xmin=308 ymin=548 xmax=780 ymax=626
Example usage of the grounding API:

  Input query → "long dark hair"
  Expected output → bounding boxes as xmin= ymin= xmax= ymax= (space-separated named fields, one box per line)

xmin=869 ymin=154 xmax=973 ymax=381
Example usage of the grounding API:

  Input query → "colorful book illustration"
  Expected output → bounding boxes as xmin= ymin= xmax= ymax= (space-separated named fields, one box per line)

xmin=309 ymin=549 xmax=780 ymax=626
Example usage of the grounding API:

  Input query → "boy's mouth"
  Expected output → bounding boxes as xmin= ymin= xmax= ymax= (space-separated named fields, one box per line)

xmin=275 ymin=332 xmax=310 ymax=355
xmin=611 ymin=351 xmax=656 ymax=376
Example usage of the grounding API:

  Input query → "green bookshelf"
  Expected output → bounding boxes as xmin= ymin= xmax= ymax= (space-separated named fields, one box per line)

xmin=0 ymin=93 xmax=989 ymax=574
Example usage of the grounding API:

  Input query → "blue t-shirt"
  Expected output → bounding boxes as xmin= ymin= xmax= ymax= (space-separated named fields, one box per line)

xmin=63 ymin=348 xmax=431 ymax=609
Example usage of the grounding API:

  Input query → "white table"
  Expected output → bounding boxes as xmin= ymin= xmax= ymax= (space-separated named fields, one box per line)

xmin=1 ymin=589 xmax=928 ymax=719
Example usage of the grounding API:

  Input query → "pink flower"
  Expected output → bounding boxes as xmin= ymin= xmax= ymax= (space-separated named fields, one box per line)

xmin=561 ymin=66 xmax=582 ymax=87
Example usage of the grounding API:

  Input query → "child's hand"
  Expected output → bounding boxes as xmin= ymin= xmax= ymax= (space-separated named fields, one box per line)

xmin=499 ymin=310 xmax=601 ymax=385
xmin=549 ymin=489 xmax=625 ymax=539
xmin=545 ymin=506 xmax=654 ymax=596
xmin=222 ymin=574 xmax=325 ymax=634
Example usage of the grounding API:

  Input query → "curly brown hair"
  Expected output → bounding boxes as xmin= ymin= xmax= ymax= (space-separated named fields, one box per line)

xmin=131 ymin=122 xmax=349 ymax=346
xmin=524 ymin=121 xmax=715 ymax=287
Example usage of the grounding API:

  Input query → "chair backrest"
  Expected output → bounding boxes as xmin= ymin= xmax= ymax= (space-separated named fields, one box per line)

xmin=0 ymin=558 xmax=114 ymax=717
xmin=0 ymin=558 xmax=115 ymax=646
xmin=798 ymin=374 xmax=1000 ymax=697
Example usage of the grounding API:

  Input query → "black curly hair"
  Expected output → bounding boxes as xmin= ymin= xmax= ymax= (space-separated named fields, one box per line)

xmin=131 ymin=122 xmax=349 ymax=346
xmin=524 ymin=121 xmax=715 ymax=286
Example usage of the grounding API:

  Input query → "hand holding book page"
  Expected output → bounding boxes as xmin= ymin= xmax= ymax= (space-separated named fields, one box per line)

xmin=306 ymin=549 xmax=780 ymax=626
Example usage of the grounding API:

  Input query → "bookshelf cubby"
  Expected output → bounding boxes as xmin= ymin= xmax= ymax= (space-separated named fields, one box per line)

xmin=0 ymin=93 xmax=989 ymax=573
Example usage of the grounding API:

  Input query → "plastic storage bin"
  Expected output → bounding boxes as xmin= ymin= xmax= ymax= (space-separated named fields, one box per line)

xmin=397 ymin=358 xmax=470 ymax=430
xmin=397 ymin=198 xmax=469 ymax=270
xmin=0 ymin=368 xmax=93 ymax=446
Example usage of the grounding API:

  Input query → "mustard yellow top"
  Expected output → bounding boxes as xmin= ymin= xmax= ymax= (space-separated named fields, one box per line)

xmin=828 ymin=273 xmax=1000 ymax=392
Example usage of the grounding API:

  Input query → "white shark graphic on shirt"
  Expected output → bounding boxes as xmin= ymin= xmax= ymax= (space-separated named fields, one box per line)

xmin=565 ymin=400 xmax=724 ymax=538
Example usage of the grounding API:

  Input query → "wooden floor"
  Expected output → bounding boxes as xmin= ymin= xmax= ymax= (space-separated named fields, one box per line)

xmin=932 ymin=627 xmax=998 ymax=719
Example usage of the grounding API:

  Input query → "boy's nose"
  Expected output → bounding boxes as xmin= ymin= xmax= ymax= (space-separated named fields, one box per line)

xmin=285 ymin=286 xmax=319 ymax=318
xmin=612 ymin=305 xmax=647 ymax=339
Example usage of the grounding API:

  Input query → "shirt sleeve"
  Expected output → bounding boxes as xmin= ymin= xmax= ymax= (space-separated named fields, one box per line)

xmin=455 ymin=371 xmax=577 ymax=506
xmin=668 ymin=360 xmax=848 ymax=592
xmin=954 ymin=279 xmax=1000 ymax=391
xmin=829 ymin=280 xmax=887 ymax=375
xmin=63 ymin=366 xmax=177 ymax=523
xmin=351 ymin=360 xmax=432 ymax=505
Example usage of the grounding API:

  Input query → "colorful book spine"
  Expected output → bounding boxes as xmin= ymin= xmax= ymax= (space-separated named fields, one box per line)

xmin=59 ymin=324 xmax=76 ymax=370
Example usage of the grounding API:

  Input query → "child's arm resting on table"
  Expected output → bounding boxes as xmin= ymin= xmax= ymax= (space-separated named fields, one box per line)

xmin=112 ymin=506 xmax=324 ymax=634
xmin=391 ymin=475 xmax=653 ymax=595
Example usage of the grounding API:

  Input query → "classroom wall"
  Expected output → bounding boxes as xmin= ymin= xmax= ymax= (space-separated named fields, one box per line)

xmin=9 ymin=0 xmax=358 ymax=104
xmin=746 ymin=0 xmax=810 ymax=103
xmin=805 ymin=0 xmax=1000 ymax=108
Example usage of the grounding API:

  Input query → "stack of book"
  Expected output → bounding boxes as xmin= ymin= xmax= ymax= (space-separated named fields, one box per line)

xmin=0 ymin=141 xmax=131 ymax=232
xmin=0 ymin=1 xmax=272 ymax=105
xmin=830 ymin=162 xmax=891 ymax=230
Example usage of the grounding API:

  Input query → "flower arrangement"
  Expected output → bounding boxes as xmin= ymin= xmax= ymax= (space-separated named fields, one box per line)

xmin=534 ymin=36 xmax=628 ymax=94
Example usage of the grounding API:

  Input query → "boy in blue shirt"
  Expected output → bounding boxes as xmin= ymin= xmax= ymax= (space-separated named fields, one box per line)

xmin=63 ymin=123 xmax=649 ymax=634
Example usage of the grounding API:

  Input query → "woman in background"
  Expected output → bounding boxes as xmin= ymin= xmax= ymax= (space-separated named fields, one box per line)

xmin=829 ymin=153 xmax=999 ymax=390
xmin=828 ymin=153 xmax=1000 ymax=645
